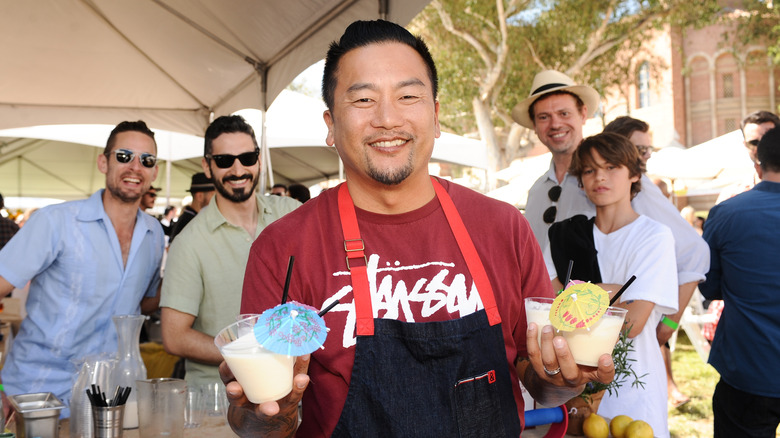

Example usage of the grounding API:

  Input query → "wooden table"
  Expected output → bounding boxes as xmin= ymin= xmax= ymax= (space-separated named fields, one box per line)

xmin=6 ymin=414 xmax=574 ymax=438
xmin=51 ymin=414 xmax=237 ymax=437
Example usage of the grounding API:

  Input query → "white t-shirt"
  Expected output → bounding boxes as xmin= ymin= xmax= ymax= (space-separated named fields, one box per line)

xmin=593 ymin=215 xmax=678 ymax=438
xmin=542 ymin=214 xmax=678 ymax=436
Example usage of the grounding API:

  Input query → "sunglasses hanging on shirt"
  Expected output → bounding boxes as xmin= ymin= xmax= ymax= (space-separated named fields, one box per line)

xmin=543 ymin=185 xmax=562 ymax=224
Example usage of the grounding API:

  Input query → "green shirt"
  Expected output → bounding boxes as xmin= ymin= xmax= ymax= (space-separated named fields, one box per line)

xmin=160 ymin=192 xmax=300 ymax=386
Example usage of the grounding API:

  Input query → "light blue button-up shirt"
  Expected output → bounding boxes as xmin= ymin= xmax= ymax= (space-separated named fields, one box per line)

xmin=0 ymin=190 xmax=164 ymax=417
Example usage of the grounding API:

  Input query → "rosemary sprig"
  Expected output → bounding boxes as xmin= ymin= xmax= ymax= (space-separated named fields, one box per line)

xmin=579 ymin=324 xmax=647 ymax=402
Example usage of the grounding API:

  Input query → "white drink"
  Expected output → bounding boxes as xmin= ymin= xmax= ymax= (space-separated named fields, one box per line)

xmin=220 ymin=332 xmax=295 ymax=404
xmin=122 ymin=399 xmax=138 ymax=429
xmin=525 ymin=297 xmax=627 ymax=366
xmin=561 ymin=312 xmax=625 ymax=366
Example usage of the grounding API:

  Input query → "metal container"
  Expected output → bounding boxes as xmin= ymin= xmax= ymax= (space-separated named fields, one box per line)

xmin=8 ymin=392 xmax=64 ymax=438
xmin=91 ymin=405 xmax=124 ymax=438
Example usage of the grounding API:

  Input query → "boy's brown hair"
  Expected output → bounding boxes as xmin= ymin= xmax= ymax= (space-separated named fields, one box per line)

xmin=570 ymin=132 xmax=643 ymax=199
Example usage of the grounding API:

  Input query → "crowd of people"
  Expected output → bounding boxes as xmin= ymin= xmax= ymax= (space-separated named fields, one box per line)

xmin=0 ymin=18 xmax=776 ymax=438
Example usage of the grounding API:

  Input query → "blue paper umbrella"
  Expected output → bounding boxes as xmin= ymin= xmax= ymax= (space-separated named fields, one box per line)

xmin=253 ymin=301 xmax=328 ymax=356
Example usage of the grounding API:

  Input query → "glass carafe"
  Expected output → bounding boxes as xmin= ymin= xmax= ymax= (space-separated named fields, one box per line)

xmin=112 ymin=314 xmax=148 ymax=429
xmin=70 ymin=353 xmax=116 ymax=438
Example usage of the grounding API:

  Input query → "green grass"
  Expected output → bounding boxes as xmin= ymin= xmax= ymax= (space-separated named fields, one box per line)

xmin=667 ymin=331 xmax=718 ymax=437
xmin=669 ymin=332 xmax=780 ymax=437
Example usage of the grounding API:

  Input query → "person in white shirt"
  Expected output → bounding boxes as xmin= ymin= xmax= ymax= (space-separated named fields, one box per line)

xmin=513 ymin=69 xmax=709 ymax=358
xmin=544 ymin=132 xmax=678 ymax=436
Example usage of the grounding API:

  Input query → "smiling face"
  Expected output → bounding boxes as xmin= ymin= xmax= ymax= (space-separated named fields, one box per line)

xmin=580 ymin=149 xmax=639 ymax=209
xmin=98 ymin=131 xmax=158 ymax=204
xmin=203 ymin=132 xmax=260 ymax=204
xmin=532 ymin=93 xmax=588 ymax=157
xmin=323 ymin=42 xmax=440 ymax=187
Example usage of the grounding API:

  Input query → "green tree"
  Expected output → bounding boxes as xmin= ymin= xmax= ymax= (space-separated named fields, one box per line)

xmin=409 ymin=0 xmax=719 ymax=186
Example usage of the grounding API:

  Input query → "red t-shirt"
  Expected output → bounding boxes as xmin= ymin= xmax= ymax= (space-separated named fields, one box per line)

xmin=242 ymin=178 xmax=552 ymax=437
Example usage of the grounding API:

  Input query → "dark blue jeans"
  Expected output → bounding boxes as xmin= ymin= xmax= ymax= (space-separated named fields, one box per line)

xmin=713 ymin=378 xmax=780 ymax=438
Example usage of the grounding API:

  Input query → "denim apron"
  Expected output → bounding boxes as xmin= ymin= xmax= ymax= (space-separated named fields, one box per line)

xmin=330 ymin=179 xmax=521 ymax=438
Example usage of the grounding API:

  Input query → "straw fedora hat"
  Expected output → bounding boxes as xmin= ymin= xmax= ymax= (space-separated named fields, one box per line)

xmin=511 ymin=70 xmax=600 ymax=129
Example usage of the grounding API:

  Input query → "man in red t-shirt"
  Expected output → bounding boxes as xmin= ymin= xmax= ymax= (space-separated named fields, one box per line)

xmin=220 ymin=20 xmax=616 ymax=438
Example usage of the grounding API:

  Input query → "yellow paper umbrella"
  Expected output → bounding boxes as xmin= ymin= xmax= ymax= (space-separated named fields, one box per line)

xmin=549 ymin=283 xmax=609 ymax=331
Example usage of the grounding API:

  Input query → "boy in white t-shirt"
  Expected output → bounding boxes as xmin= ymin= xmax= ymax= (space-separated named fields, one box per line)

xmin=544 ymin=132 xmax=678 ymax=437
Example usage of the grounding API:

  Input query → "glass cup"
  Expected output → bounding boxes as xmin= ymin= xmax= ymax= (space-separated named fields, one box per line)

xmin=136 ymin=378 xmax=186 ymax=437
xmin=525 ymin=297 xmax=628 ymax=366
xmin=184 ymin=387 xmax=205 ymax=428
xmin=214 ymin=315 xmax=296 ymax=404
xmin=200 ymin=381 xmax=228 ymax=417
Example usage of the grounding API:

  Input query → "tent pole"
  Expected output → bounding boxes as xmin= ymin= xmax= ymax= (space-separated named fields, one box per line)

xmin=259 ymin=64 xmax=271 ymax=195
xmin=262 ymin=107 xmax=274 ymax=192
xmin=166 ymin=135 xmax=172 ymax=206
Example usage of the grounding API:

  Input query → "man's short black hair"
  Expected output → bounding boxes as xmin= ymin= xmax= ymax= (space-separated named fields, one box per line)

xmin=321 ymin=19 xmax=438 ymax=110
xmin=204 ymin=115 xmax=258 ymax=157
xmin=104 ymin=120 xmax=157 ymax=155
xmin=741 ymin=111 xmax=780 ymax=134
xmin=603 ymin=116 xmax=650 ymax=139
xmin=757 ymin=126 xmax=780 ymax=173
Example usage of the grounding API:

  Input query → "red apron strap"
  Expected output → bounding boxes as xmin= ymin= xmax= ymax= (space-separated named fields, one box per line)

xmin=431 ymin=177 xmax=501 ymax=326
xmin=337 ymin=179 xmax=501 ymax=336
xmin=338 ymin=184 xmax=375 ymax=335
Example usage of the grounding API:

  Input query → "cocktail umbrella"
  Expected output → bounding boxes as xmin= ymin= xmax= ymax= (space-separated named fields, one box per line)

xmin=549 ymin=283 xmax=609 ymax=331
xmin=254 ymin=301 xmax=328 ymax=356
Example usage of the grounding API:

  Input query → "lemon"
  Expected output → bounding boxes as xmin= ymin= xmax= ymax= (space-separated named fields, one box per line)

xmin=610 ymin=414 xmax=633 ymax=438
xmin=625 ymin=419 xmax=654 ymax=438
xmin=582 ymin=413 xmax=609 ymax=438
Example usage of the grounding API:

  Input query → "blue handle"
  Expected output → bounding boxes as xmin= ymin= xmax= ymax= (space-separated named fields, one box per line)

xmin=525 ymin=406 xmax=565 ymax=427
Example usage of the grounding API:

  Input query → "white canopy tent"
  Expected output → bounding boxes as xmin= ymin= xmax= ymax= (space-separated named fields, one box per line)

xmin=646 ymin=130 xmax=755 ymax=197
xmin=0 ymin=90 xmax=489 ymax=202
xmin=0 ymin=0 xmax=430 ymax=192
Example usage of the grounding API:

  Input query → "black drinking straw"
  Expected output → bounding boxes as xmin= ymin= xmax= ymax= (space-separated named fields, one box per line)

xmin=318 ymin=300 xmax=339 ymax=317
xmin=281 ymin=255 xmax=295 ymax=304
xmin=609 ymin=275 xmax=637 ymax=305
xmin=563 ymin=260 xmax=574 ymax=289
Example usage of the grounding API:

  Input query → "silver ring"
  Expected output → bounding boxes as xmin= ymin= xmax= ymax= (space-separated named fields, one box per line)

xmin=544 ymin=366 xmax=561 ymax=376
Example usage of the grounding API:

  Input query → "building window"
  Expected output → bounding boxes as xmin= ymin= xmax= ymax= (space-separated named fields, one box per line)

xmin=638 ymin=62 xmax=650 ymax=108
xmin=725 ymin=118 xmax=736 ymax=132
xmin=723 ymin=73 xmax=734 ymax=98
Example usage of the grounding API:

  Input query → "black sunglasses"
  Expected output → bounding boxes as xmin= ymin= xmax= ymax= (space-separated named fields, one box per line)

xmin=207 ymin=149 xmax=260 ymax=169
xmin=747 ymin=139 xmax=760 ymax=147
xmin=111 ymin=148 xmax=157 ymax=168
xmin=543 ymin=185 xmax=562 ymax=224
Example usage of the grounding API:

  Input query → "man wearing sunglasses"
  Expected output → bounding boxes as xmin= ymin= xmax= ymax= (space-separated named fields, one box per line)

xmin=0 ymin=120 xmax=165 ymax=416
xmin=716 ymin=110 xmax=780 ymax=203
xmin=141 ymin=186 xmax=160 ymax=212
xmin=160 ymin=115 xmax=300 ymax=389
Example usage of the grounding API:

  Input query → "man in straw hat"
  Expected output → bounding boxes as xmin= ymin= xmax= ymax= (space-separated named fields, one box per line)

xmin=514 ymin=68 xmax=710 ymax=397
xmin=511 ymin=69 xmax=601 ymax=244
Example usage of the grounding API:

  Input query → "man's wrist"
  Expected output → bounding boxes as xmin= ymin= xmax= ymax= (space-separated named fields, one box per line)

xmin=661 ymin=316 xmax=679 ymax=330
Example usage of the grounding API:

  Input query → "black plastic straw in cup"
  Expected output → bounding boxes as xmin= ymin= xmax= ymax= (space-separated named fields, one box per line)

xmin=281 ymin=255 xmax=295 ymax=305
xmin=318 ymin=300 xmax=339 ymax=317
xmin=563 ymin=260 xmax=574 ymax=289
xmin=610 ymin=275 xmax=637 ymax=305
